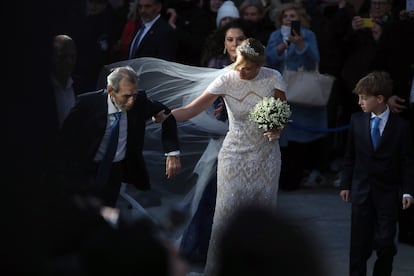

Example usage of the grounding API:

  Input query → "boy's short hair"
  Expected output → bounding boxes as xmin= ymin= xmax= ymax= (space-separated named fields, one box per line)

xmin=353 ymin=71 xmax=393 ymax=101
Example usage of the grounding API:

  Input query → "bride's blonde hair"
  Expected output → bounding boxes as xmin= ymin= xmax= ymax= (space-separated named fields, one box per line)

xmin=233 ymin=38 xmax=265 ymax=70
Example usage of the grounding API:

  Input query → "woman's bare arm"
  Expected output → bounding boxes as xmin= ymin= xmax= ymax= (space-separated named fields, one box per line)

xmin=172 ymin=91 xmax=219 ymax=122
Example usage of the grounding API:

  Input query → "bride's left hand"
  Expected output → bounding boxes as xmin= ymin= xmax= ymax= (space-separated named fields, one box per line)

xmin=264 ymin=129 xmax=282 ymax=141
xmin=152 ymin=110 xmax=171 ymax=123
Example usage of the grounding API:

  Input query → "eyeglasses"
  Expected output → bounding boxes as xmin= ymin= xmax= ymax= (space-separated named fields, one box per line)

xmin=371 ymin=1 xmax=389 ymax=7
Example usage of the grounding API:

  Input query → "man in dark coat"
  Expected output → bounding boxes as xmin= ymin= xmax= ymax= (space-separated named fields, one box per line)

xmin=59 ymin=66 xmax=181 ymax=207
xmin=129 ymin=0 xmax=177 ymax=61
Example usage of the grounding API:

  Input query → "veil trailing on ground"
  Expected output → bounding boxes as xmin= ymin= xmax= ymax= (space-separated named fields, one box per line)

xmin=97 ymin=57 xmax=229 ymax=194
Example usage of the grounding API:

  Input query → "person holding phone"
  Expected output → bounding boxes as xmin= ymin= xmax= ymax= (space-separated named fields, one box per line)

xmin=266 ymin=3 xmax=318 ymax=67
xmin=340 ymin=0 xmax=394 ymax=150
xmin=351 ymin=0 xmax=392 ymax=32
xmin=265 ymin=2 xmax=325 ymax=191
xmin=290 ymin=19 xmax=301 ymax=36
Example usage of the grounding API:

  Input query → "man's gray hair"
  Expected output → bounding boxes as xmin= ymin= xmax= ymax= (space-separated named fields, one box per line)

xmin=107 ymin=66 xmax=139 ymax=92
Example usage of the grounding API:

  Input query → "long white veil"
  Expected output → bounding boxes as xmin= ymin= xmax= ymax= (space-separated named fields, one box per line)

xmin=97 ymin=57 xmax=229 ymax=196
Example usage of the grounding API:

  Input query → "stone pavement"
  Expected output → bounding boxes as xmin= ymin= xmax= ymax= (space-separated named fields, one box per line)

xmin=276 ymin=188 xmax=414 ymax=276
xmin=117 ymin=185 xmax=414 ymax=276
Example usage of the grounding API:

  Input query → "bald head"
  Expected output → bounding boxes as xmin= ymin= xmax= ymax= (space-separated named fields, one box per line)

xmin=52 ymin=35 xmax=77 ymax=86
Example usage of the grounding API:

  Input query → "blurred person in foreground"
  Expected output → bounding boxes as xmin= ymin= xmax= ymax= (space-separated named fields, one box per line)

xmin=339 ymin=71 xmax=414 ymax=276
xmin=216 ymin=205 xmax=326 ymax=276
xmin=79 ymin=216 xmax=189 ymax=276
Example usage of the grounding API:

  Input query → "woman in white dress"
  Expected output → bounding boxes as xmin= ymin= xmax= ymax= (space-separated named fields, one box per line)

xmin=171 ymin=38 xmax=287 ymax=275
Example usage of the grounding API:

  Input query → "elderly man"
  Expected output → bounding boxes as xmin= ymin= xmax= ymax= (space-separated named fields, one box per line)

xmin=60 ymin=66 xmax=181 ymax=207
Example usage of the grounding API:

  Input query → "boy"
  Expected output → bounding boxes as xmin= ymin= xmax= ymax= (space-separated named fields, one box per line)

xmin=339 ymin=71 xmax=414 ymax=276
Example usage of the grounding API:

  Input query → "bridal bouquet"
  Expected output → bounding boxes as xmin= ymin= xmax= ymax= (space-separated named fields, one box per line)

xmin=249 ymin=97 xmax=291 ymax=132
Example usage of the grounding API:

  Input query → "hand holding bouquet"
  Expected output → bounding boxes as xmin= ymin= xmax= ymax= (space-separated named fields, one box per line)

xmin=249 ymin=97 xmax=291 ymax=140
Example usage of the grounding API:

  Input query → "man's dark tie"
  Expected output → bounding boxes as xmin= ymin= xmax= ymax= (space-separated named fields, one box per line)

xmin=129 ymin=24 xmax=146 ymax=59
xmin=96 ymin=112 xmax=121 ymax=187
xmin=371 ymin=116 xmax=381 ymax=150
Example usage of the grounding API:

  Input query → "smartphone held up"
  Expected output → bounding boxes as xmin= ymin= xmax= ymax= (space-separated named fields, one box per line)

xmin=291 ymin=20 xmax=301 ymax=36
xmin=361 ymin=18 xmax=374 ymax=28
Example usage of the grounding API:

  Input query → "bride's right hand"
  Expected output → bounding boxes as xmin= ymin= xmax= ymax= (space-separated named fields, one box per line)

xmin=264 ymin=129 xmax=282 ymax=141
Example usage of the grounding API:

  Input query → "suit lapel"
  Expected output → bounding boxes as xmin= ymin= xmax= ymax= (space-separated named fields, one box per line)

xmin=95 ymin=90 xmax=109 ymax=134
xmin=378 ymin=112 xmax=396 ymax=150
xmin=138 ymin=18 xmax=159 ymax=50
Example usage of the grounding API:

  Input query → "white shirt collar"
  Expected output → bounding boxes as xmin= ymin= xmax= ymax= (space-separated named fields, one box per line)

xmin=107 ymin=92 xmax=122 ymax=114
xmin=143 ymin=14 xmax=160 ymax=29
xmin=371 ymin=105 xmax=390 ymax=133
xmin=371 ymin=105 xmax=389 ymax=121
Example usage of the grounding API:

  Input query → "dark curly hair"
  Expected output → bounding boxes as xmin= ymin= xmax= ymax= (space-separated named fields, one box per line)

xmin=200 ymin=18 xmax=253 ymax=66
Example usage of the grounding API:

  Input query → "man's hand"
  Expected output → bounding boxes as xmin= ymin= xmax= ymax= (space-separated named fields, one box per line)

xmin=371 ymin=22 xmax=383 ymax=41
xmin=166 ymin=156 xmax=181 ymax=179
xmin=152 ymin=110 xmax=171 ymax=123
xmin=387 ymin=95 xmax=407 ymax=113
xmin=402 ymin=196 xmax=414 ymax=210
xmin=166 ymin=8 xmax=177 ymax=29
xmin=340 ymin=190 xmax=350 ymax=202
xmin=351 ymin=16 xmax=364 ymax=30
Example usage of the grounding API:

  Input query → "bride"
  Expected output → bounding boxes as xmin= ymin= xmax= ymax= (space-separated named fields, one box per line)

xmin=171 ymin=38 xmax=286 ymax=275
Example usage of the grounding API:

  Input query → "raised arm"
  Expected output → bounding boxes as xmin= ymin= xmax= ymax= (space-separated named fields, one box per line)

xmin=172 ymin=91 xmax=219 ymax=122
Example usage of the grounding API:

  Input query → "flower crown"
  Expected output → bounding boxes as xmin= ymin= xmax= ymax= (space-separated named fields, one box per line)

xmin=237 ymin=42 xmax=260 ymax=56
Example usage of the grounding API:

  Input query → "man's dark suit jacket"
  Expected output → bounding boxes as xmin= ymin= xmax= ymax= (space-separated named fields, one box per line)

xmin=59 ymin=89 xmax=179 ymax=191
xmin=373 ymin=19 xmax=414 ymax=122
xmin=340 ymin=112 xmax=414 ymax=204
xmin=130 ymin=17 xmax=177 ymax=61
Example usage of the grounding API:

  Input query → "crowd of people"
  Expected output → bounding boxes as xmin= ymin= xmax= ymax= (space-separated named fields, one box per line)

xmin=5 ymin=0 xmax=414 ymax=275
xmin=47 ymin=0 xmax=414 ymax=189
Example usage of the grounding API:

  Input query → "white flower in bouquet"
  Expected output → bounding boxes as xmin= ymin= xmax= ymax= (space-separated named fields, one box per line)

xmin=248 ymin=97 xmax=291 ymax=132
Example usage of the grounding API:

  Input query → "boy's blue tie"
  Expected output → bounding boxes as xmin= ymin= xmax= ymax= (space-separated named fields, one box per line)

xmin=96 ymin=112 xmax=121 ymax=186
xmin=371 ymin=117 xmax=381 ymax=150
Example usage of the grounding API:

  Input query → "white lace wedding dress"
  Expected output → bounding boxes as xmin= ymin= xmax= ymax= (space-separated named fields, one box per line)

xmin=203 ymin=67 xmax=285 ymax=275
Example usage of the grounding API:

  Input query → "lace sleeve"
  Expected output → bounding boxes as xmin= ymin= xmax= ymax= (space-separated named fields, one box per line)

xmin=206 ymin=73 xmax=230 ymax=96
xmin=269 ymin=68 xmax=287 ymax=93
